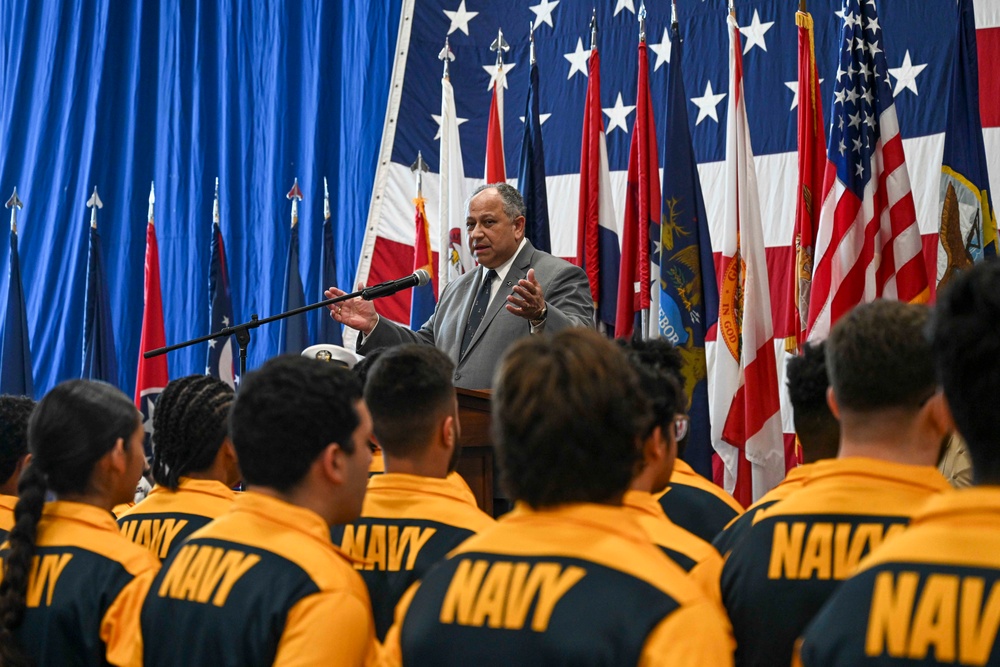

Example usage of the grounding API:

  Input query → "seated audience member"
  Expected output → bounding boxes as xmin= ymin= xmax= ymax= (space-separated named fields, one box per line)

xmin=0 ymin=381 xmax=158 ymax=666
xmin=139 ymin=355 xmax=378 ymax=666
xmin=0 ymin=396 xmax=34 ymax=541
xmin=622 ymin=339 xmax=726 ymax=607
xmin=331 ymin=345 xmax=495 ymax=640
xmin=714 ymin=340 xmax=840 ymax=555
xmin=796 ymin=260 xmax=1000 ymax=665
xmin=720 ymin=300 xmax=952 ymax=667
xmin=647 ymin=344 xmax=744 ymax=543
xmin=382 ymin=329 xmax=734 ymax=666
xmin=118 ymin=375 xmax=239 ymax=560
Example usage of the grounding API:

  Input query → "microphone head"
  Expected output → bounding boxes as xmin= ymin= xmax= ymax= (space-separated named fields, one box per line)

xmin=414 ymin=269 xmax=431 ymax=287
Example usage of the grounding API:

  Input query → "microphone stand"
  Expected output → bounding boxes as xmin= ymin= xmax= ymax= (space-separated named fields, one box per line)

xmin=144 ymin=286 xmax=370 ymax=380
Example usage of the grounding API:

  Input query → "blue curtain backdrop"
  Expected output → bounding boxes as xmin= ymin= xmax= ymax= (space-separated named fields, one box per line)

xmin=0 ymin=0 xmax=401 ymax=398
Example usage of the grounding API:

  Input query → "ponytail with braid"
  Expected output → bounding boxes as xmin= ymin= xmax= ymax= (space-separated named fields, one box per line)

xmin=151 ymin=375 xmax=234 ymax=490
xmin=0 ymin=380 xmax=139 ymax=665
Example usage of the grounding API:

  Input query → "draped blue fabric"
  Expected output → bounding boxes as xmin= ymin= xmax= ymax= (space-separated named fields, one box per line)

xmin=0 ymin=0 xmax=402 ymax=397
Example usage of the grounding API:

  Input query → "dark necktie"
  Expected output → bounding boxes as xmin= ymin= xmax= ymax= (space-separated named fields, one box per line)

xmin=460 ymin=269 xmax=497 ymax=357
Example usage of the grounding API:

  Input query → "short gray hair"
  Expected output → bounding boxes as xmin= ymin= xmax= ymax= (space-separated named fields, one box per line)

xmin=467 ymin=183 xmax=526 ymax=221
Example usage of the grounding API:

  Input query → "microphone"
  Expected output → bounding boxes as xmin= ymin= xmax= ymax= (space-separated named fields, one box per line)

xmin=361 ymin=269 xmax=431 ymax=300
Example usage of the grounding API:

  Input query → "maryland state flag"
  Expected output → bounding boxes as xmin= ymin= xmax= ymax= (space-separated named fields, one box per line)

xmin=135 ymin=183 xmax=169 ymax=454
xmin=938 ymin=0 xmax=998 ymax=288
xmin=409 ymin=196 xmax=436 ymax=330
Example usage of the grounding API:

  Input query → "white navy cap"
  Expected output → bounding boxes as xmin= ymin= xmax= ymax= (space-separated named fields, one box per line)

xmin=301 ymin=344 xmax=362 ymax=370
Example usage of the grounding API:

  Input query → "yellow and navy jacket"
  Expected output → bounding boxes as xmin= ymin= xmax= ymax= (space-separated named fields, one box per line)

xmin=140 ymin=491 xmax=378 ymax=667
xmin=0 ymin=493 xmax=15 ymax=542
xmin=623 ymin=490 xmax=725 ymax=608
xmin=331 ymin=472 xmax=495 ymax=641
xmin=381 ymin=502 xmax=735 ymax=666
xmin=117 ymin=478 xmax=236 ymax=561
xmin=0 ymin=501 xmax=160 ymax=667
xmin=720 ymin=457 xmax=950 ymax=667
xmin=655 ymin=458 xmax=744 ymax=543
xmin=796 ymin=487 xmax=1000 ymax=666
xmin=713 ymin=463 xmax=816 ymax=557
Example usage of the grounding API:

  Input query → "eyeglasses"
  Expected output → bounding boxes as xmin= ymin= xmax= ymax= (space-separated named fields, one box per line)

xmin=673 ymin=415 xmax=690 ymax=441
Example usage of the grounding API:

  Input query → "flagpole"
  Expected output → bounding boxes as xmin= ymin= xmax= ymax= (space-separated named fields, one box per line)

xmin=638 ymin=1 xmax=650 ymax=339
xmin=6 ymin=188 xmax=22 ymax=233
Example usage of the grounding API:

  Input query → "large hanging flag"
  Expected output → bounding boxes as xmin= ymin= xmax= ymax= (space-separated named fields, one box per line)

xmin=317 ymin=177 xmax=344 ymax=345
xmin=782 ymin=4 xmax=827 ymax=354
xmin=437 ymin=39 xmax=472 ymax=293
xmin=135 ymin=182 xmax=169 ymax=453
xmin=616 ymin=5 xmax=660 ymax=341
xmin=484 ymin=29 xmax=509 ymax=183
xmin=410 ymin=153 xmax=436 ymax=329
xmin=206 ymin=179 xmax=237 ymax=388
xmin=279 ymin=178 xmax=309 ymax=355
xmin=82 ymin=187 xmax=119 ymax=385
xmin=576 ymin=16 xmax=619 ymax=333
xmin=1 ymin=189 xmax=32 ymax=396
xmin=711 ymin=11 xmax=785 ymax=507
xmin=807 ymin=0 xmax=929 ymax=341
xmin=517 ymin=28 xmax=551 ymax=254
xmin=938 ymin=0 xmax=998 ymax=288
xmin=658 ymin=10 xmax=719 ymax=482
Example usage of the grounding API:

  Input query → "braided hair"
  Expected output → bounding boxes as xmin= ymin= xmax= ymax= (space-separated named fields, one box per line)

xmin=150 ymin=375 xmax=234 ymax=490
xmin=0 ymin=380 xmax=139 ymax=666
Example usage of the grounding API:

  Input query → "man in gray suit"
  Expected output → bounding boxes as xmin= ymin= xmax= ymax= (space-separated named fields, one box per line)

xmin=326 ymin=183 xmax=594 ymax=390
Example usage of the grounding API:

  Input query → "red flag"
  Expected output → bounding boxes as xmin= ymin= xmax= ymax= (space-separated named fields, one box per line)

xmin=710 ymin=14 xmax=785 ymax=507
xmin=807 ymin=0 xmax=929 ymax=341
xmin=615 ymin=40 xmax=659 ymax=340
xmin=135 ymin=184 xmax=169 ymax=451
xmin=484 ymin=77 xmax=506 ymax=183
xmin=782 ymin=9 xmax=827 ymax=354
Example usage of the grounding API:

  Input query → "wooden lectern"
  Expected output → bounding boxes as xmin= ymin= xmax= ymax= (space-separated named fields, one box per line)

xmin=453 ymin=388 xmax=495 ymax=515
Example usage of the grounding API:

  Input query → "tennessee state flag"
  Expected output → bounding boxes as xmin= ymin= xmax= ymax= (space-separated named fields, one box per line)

xmin=135 ymin=183 xmax=169 ymax=454
xmin=409 ymin=196 xmax=436 ymax=329
xmin=485 ymin=72 xmax=506 ymax=183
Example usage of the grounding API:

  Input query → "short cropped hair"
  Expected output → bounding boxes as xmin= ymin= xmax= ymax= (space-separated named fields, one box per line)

xmin=620 ymin=339 xmax=685 ymax=437
xmin=0 ymin=396 xmax=34 ymax=485
xmin=364 ymin=345 xmax=455 ymax=458
xmin=826 ymin=300 xmax=934 ymax=412
xmin=786 ymin=341 xmax=839 ymax=463
xmin=931 ymin=260 xmax=1000 ymax=482
xmin=469 ymin=182 xmax=526 ymax=221
xmin=493 ymin=328 xmax=652 ymax=508
xmin=231 ymin=355 xmax=362 ymax=492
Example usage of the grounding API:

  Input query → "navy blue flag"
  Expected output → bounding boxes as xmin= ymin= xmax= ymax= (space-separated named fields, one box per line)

xmin=82 ymin=225 xmax=119 ymax=385
xmin=658 ymin=18 xmax=720 ymax=481
xmin=517 ymin=56 xmax=551 ymax=253
xmin=279 ymin=223 xmax=309 ymax=354
xmin=207 ymin=220 xmax=237 ymax=387
xmin=317 ymin=199 xmax=344 ymax=346
xmin=1 ymin=226 xmax=33 ymax=396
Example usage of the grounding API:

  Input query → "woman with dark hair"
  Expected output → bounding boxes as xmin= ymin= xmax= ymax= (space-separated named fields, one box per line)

xmin=0 ymin=380 xmax=159 ymax=667
xmin=117 ymin=375 xmax=239 ymax=561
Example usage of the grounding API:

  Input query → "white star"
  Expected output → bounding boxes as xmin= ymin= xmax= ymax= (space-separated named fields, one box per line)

xmin=738 ymin=10 xmax=774 ymax=54
xmin=519 ymin=113 xmax=552 ymax=125
xmin=690 ymin=80 xmax=726 ymax=125
xmin=529 ymin=0 xmax=559 ymax=29
xmin=888 ymin=50 xmax=927 ymax=96
xmin=838 ymin=139 xmax=846 ymax=155
xmin=853 ymin=136 xmax=862 ymax=152
xmin=563 ymin=37 xmax=590 ymax=80
xmin=482 ymin=61 xmax=517 ymax=90
xmin=208 ymin=339 xmax=217 ymax=349
xmin=865 ymin=113 xmax=877 ymax=129
xmin=205 ymin=366 xmax=211 ymax=374
xmin=834 ymin=88 xmax=846 ymax=105
xmin=142 ymin=396 xmax=156 ymax=435
xmin=222 ymin=315 xmax=229 ymax=326
xmin=862 ymin=88 xmax=874 ymax=106
xmin=849 ymin=111 xmax=862 ymax=129
xmin=614 ymin=0 xmax=635 ymax=16
xmin=835 ymin=8 xmax=845 ymax=20
xmin=431 ymin=112 xmax=469 ymax=140
xmin=784 ymin=78 xmax=825 ymax=110
xmin=856 ymin=162 xmax=864 ymax=176
xmin=234 ymin=374 xmax=240 ymax=387
xmin=845 ymin=87 xmax=859 ymax=105
xmin=867 ymin=40 xmax=882 ymax=58
xmin=603 ymin=93 xmax=636 ymax=134
xmin=858 ymin=62 xmax=870 ymax=79
xmin=649 ymin=27 xmax=672 ymax=71
xmin=866 ymin=15 xmax=880 ymax=34
xmin=443 ymin=0 xmax=479 ymax=36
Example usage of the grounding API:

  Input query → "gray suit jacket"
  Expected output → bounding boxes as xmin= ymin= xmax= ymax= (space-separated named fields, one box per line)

xmin=359 ymin=240 xmax=594 ymax=389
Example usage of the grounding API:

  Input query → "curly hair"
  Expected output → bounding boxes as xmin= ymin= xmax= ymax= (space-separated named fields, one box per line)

xmin=0 ymin=395 xmax=34 ymax=486
xmin=151 ymin=375 xmax=234 ymax=489
xmin=493 ymin=329 xmax=652 ymax=508
xmin=786 ymin=341 xmax=839 ymax=463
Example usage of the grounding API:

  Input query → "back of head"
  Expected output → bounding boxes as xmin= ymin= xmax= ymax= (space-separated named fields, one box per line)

xmin=786 ymin=341 xmax=840 ymax=463
xmin=826 ymin=300 xmax=934 ymax=415
xmin=931 ymin=260 xmax=1000 ymax=484
xmin=363 ymin=345 xmax=455 ymax=460
xmin=0 ymin=396 xmax=35 ymax=488
xmin=151 ymin=375 xmax=234 ymax=489
xmin=493 ymin=328 xmax=651 ymax=508
xmin=620 ymin=339 xmax=685 ymax=449
xmin=231 ymin=355 xmax=362 ymax=493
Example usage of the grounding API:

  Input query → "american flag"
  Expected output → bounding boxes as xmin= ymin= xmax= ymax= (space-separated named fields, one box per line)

xmin=358 ymin=0 xmax=1000 ymax=486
